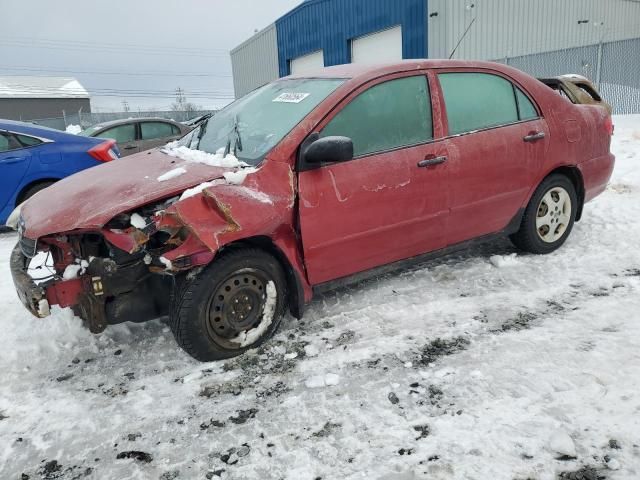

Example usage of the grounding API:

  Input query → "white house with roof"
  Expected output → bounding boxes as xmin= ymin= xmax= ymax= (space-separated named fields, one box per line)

xmin=0 ymin=76 xmax=91 ymax=121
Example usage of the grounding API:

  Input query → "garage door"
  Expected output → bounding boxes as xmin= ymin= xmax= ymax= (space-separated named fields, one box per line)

xmin=351 ymin=26 xmax=403 ymax=64
xmin=290 ymin=50 xmax=325 ymax=75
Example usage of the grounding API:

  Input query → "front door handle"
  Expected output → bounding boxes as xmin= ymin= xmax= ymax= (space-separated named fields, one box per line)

xmin=523 ymin=132 xmax=546 ymax=142
xmin=418 ymin=156 xmax=447 ymax=168
xmin=0 ymin=157 xmax=24 ymax=164
xmin=123 ymin=145 xmax=138 ymax=150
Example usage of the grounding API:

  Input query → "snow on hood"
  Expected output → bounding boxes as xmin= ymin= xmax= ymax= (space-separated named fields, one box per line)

xmin=20 ymin=148 xmax=253 ymax=239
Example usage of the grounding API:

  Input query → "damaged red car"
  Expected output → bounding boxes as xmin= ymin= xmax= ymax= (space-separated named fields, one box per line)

xmin=9 ymin=60 xmax=615 ymax=361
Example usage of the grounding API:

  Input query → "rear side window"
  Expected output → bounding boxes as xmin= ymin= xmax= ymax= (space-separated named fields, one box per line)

xmin=99 ymin=124 xmax=136 ymax=143
xmin=141 ymin=122 xmax=175 ymax=140
xmin=439 ymin=72 xmax=520 ymax=135
xmin=16 ymin=134 xmax=43 ymax=147
xmin=321 ymin=75 xmax=433 ymax=157
xmin=0 ymin=132 xmax=22 ymax=152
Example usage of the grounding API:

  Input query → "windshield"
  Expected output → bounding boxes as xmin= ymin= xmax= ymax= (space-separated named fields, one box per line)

xmin=178 ymin=78 xmax=345 ymax=166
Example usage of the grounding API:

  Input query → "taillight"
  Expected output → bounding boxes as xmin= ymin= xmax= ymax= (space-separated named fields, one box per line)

xmin=604 ymin=115 xmax=614 ymax=136
xmin=88 ymin=140 xmax=119 ymax=162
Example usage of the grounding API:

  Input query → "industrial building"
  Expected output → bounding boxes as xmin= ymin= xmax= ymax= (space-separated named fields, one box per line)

xmin=230 ymin=0 xmax=640 ymax=113
xmin=0 ymin=76 xmax=91 ymax=122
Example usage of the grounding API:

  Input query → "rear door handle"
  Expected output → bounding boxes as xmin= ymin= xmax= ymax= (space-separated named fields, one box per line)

xmin=418 ymin=156 xmax=447 ymax=168
xmin=523 ymin=132 xmax=546 ymax=142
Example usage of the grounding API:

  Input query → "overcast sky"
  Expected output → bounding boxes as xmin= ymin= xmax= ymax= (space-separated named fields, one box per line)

xmin=0 ymin=0 xmax=301 ymax=112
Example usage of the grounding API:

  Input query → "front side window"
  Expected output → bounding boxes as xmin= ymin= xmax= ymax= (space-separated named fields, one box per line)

xmin=98 ymin=124 xmax=137 ymax=143
xmin=141 ymin=122 xmax=175 ymax=140
xmin=321 ymin=76 xmax=433 ymax=157
xmin=439 ymin=72 xmax=522 ymax=135
xmin=185 ymin=78 xmax=345 ymax=166
xmin=0 ymin=132 xmax=22 ymax=153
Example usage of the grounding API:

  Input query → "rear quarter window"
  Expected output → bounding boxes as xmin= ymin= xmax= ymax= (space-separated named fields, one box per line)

xmin=16 ymin=134 xmax=43 ymax=147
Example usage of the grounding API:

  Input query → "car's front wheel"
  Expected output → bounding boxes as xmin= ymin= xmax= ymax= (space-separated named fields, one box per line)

xmin=170 ymin=248 xmax=287 ymax=361
xmin=510 ymin=174 xmax=578 ymax=254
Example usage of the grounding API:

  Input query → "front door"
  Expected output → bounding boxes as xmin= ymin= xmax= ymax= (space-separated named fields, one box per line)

xmin=435 ymin=70 xmax=549 ymax=244
xmin=0 ymin=131 xmax=32 ymax=213
xmin=298 ymin=74 xmax=450 ymax=285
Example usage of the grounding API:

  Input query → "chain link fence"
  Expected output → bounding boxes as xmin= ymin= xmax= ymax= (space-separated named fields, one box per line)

xmin=28 ymin=109 xmax=218 ymax=131
xmin=498 ymin=36 xmax=640 ymax=114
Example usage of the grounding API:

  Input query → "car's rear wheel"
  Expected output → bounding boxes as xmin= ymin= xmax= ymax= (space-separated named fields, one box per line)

xmin=510 ymin=174 xmax=577 ymax=254
xmin=170 ymin=249 xmax=287 ymax=361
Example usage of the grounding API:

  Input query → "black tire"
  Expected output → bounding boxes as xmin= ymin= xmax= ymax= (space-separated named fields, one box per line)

xmin=19 ymin=181 xmax=56 ymax=204
xmin=170 ymin=248 xmax=287 ymax=361
xmin=510 ymin=174 xmax=578 ymax=254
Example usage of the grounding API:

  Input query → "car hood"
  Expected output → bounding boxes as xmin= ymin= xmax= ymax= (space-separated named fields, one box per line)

xmin=21 ymin=149 xmax=232 ymax=239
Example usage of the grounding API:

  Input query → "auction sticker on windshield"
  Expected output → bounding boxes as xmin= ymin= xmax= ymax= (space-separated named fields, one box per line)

xmin=273 ymin=92 xmax=310 ymax=103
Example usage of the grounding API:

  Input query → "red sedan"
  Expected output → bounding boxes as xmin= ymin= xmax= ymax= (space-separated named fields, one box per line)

xmin=10 ymin=60 xmax=615 ymax=361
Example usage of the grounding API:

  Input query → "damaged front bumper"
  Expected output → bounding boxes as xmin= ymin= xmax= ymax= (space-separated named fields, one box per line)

xmin=10 ymin=244 xmax=50 ymax=317
xmin=10 ymin=240 xmax=173 ymax=333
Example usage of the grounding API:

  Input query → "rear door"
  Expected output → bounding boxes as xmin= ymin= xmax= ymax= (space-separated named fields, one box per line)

xmin=139 ymin=121 xmax=182 ymax=151
xmin=435 ymin=70 xmax=548 ymax=244
xmin=298 ymin=73 xmax=450 ymax=285
xmin=0 ymin=131 xmax=32 ymax=213
xmin=97 ymin=122 xmax=139 ymax=156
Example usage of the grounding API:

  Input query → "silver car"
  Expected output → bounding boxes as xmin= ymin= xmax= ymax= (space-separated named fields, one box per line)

xmin=79 ymin=118 xmax=191 ymax=157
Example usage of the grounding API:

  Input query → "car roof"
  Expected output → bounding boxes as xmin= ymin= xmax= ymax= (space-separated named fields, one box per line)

xmin=0 ymin=118 xmax=100 ymax=142
xmin=90 ymin=117 xmax=180 ymax=131
xmin=284 ymin=59 xmax=513 ymax=82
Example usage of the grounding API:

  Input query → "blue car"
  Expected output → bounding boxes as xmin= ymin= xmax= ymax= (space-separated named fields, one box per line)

xmin=0 ymin=120 xmax=120 ymax=225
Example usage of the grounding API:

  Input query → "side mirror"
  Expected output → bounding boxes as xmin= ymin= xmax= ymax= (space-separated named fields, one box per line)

xmin=303 ymin=135 xmax=354 ymax=165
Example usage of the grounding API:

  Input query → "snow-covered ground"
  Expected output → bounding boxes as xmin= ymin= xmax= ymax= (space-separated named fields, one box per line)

xmin=1 ymin=116 xmax=640 ymax=480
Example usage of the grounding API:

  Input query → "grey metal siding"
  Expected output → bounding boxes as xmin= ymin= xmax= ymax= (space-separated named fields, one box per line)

xmin=231 ymin=23 xmax=280 ymax=99
xmin=427 ymin=0 xmax=640 ymax=60
xmin=0 ymin=98 xmax=91 ymax=122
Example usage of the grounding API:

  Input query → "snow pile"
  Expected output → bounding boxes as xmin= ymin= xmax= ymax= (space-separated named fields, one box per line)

xmin=305 ymin=373 xmax=340 ymax=388
xmin=179 ymin=181 xmax=223 ymax=201
xmin=129 ymin=213 xmax=147 ymax=229
xmin=223 ymin=168 xmax=258 ymax=185
xmin=163 ymin=145 xmax=247 ymax=168
xmin=65 ymin=124 xmax=81 ymax=135
xmin=62 ymin=259 xmax=89 ymax=280
xmin=548 ymin=430 xmax=577 ymax=458
xmin=489 ymin=253 xmax=520 ymax=268
xmin=157 ymin=167 xmax=187 ymax=182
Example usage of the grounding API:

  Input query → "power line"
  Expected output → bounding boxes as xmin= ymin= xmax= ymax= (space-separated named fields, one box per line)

xmin=0 ymin=38 xmax=230 ymax=58
xmin=0 ymin=65 xmax=232 ymax=78
xmin=0 ymin=35 xmax=230 ymax=56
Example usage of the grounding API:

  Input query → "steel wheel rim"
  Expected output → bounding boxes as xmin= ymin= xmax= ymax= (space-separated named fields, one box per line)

xmin=205 ymin=268 xmax=270 ymax=348
xmin=536 ymin=186 xmax=572 ymax=243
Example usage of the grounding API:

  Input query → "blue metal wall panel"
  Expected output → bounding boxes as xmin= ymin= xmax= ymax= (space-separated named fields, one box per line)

xmin=275 ymin=0 xmax=428 ymax=77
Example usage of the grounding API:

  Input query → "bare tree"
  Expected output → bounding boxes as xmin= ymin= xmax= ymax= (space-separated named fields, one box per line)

xmin=171 ymin=88 xmax=201 ymax=117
